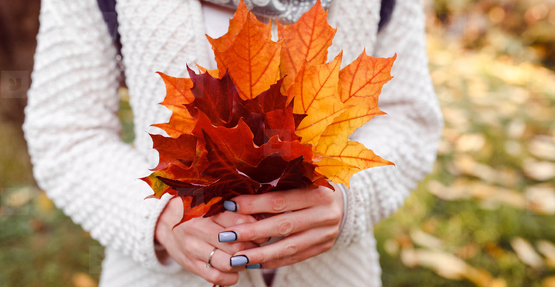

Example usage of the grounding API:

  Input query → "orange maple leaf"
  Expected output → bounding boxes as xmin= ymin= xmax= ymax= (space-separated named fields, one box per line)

xmin=339 ymin=52 xmax=396 ymax=105
xmin=152 ymin=73 xmax=197 ymax=137
xmin=278 ymin=0 xmax=336 ymax=90
xmin=288 ymin=53 xmax=349 ymax=145
xmin=212 ymin=13 xmax=281 ymax=100
xmin=207 ymin=0 xmax=271 ymax=53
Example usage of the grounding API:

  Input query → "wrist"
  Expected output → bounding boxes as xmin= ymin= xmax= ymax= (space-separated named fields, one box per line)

xmin=153 ymin=197 xmax=180 ymax=264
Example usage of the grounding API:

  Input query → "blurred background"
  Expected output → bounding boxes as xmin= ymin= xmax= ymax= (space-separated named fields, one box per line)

xmin=0 ymin=0 xmax=554 ymax=286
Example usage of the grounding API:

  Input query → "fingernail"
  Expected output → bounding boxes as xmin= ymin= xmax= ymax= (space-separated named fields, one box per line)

xmin=223 ymin=200 xmax=237 ymax=212
xmin=230 ymin=255 xmax=249 ymax=266
xmin=246 ymin=263 xmax=261 ymax=269
xmin=218 ymin=231 xmax=237 ymax=243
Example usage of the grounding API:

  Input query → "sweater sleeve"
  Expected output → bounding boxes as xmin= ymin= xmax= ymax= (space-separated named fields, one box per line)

xmin=333 ymin=0 xmax=444 ymax=247
xmin=23 ymin=0 xmax=180 ymax=273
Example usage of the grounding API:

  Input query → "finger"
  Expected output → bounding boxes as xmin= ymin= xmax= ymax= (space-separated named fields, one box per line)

xmin=188 ymin=238 xmax=247 ymax=273
xmin=228 ymin=185 xmax=335 ymax=215
xmin=260 ymin=242 xmax=334 ymax=269
xmin=213 ymin=213 xmax=272 ymax=246
xmin=184 ymin=217 xmax=259 ymax=255
xmin=211 ymin=210 xmax=257 ymax=228
xmin=229 ymin=226 xmax=338 ymax=266
xmin=190 ymin=258 xmax=239 ymax=286
xmin=219 ymin=205 xmax=340 ymax=243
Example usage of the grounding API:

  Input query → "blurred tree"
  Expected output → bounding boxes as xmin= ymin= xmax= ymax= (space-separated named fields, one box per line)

xmin=0 ymin=0 xmax=40 ymax=134
xmin=0 ymin=0 xmax=40 ymax=187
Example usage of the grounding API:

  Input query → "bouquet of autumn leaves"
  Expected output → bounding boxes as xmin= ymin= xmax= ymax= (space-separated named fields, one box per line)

xmin=142 ymin=0 xmax=396 ymax=227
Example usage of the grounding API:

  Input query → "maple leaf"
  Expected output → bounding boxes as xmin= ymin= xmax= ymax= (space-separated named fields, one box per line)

xmin=207 ymin=0 xmax=271 ymax=53
xmin=152 ymin=73 xmax=196 ymax=137
xmin=213 ymin=16 xmax=282 ymax=101
xmin=315 ymin=140 xmax=393 ymax=187
xmin=174 ymin=196 xmax=222 ymax=228
xmin=338 ymin=53 xmax=396 ymax=105
xmin=317 ymin=104 xmax=386 ymax=146
xmin=192 ymin=111 xmax=313 ymax=172
xmin=185 ymin=68 xmax=267 ymax=144
xmin=196 ymin=63 xmax=220 ymax=79
xmin=144 ymin=0 xmax=397 ymax=225
xmin=150 ymin=134 xmax=197 ymax=170
xmin=278 ymin=0 xmax=336 ymax=90
xmin=257 ymin=157 xmax=314 ymax=193
xmin=158 ymin=131 xmax=262 ymax=217
xmin=142 ymin=160 xmax=215 ymax=199
xmin=159 ymin=127 xmax=304 ymax=219
xmin=192 ymin=112 xmax=264 ymax=170
xmin=312 ymin=53 xmax=396 ymax=184
xmin=186 ymin=67 xmax=238 ymax=125
xmin=242 ymin=79 xmax=288 ymax=113
xmin=288 ymin=53 xmax=350 ymax=145
xmin=264 ymin=103 xmax=300 ymax=141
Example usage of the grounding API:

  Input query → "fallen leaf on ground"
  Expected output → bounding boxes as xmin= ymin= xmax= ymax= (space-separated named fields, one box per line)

xmin=511 ymin=237 xmax=544 ymax=269
xmin=543 ymin=276 xmax=555 ymax=287
xmin=410 ymin=229 xmax=443 ymax=250
xmin=72 ymin=273 xmax=96 ymax=287
xmin=528 ymin=136 xmax=555 ymax=160
xmin=537 ymin=240 xmax=555 ymax=268
xmin=401 ymin=248 xmax=506 ymax=287
xmin=523 ymin=159 xmax=555 ymax=181
xmin=526 ymin=185 xmax=555 ymax=215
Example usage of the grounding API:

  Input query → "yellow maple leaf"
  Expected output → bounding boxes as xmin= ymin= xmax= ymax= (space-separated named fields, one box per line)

xmin=311 ymin=52 xmax=396 ymax=184
xmin=315 ymin=140 xmax=393 ymax=187
xmin=288 ymin=53 xmax=349 ymax=145
xmin=318 ymin=104 xmax=386 ymax=143
xmin=339 ymin=52 xmax=396 ymax=105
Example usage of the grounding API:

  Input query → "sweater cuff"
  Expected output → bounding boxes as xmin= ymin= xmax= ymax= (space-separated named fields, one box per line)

xmin=333 ymin=181 xmax=366 ymax=248
xmin=140 ymin=192 xmax=182 ymax=273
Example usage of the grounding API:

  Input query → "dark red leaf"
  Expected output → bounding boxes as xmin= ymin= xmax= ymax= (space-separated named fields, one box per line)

xmin=264 ymin=102 xmax=300 ymax=141
xmin=186 ymin=67 xmax=237 ymax=125
xmin=242 ymin=78 xmax=287 ymax=113
xmin=150 ymin=134 xmax=197 ymax=171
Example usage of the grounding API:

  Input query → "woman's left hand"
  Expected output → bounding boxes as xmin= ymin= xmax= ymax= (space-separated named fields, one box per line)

xmin=217 ymin=184 xmax=344 ymax=269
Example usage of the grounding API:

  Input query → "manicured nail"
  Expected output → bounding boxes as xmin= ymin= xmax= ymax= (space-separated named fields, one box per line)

xmin=223 ymin=200 xmax=237 ymax=212
xmin=218 ymin=231 xmax=237 ymax=243
xmin=230 ymin=255 xmax=249 ymax=266
xmin=246 ymin=263 xmax=261 ymax=269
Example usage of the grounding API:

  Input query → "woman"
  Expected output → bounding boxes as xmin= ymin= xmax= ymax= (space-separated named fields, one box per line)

xmin=23 ymin=0 xmax=442 ymax=286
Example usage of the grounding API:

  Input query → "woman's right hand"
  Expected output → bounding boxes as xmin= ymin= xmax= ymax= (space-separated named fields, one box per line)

xmin=155 ymin=197 xmax=261 ymax=286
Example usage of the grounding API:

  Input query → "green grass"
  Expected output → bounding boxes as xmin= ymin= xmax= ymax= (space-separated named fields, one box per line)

xmin=0 ymin=189 xmax=103 ymax=287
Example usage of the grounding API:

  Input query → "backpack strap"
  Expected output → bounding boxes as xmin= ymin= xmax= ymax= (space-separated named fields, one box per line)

xmin=378 ymin=0 xmax=396 ymax=32
xmin=97 ymin=0 xmax=121 ymax=54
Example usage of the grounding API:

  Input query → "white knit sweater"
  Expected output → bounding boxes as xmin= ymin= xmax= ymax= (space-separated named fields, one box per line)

xmin=23 ymin=0 xmax=442 ymax=286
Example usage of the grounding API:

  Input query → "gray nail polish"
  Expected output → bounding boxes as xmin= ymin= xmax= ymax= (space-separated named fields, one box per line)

xmin=246 ymin=263 xmax=261 ymax=269
xmin=223 ymin=200 xmax=237 ymax=212
xmin=218 ymin=231 xmax=237 ymax=243
xmin=230 ymin=255 xmax=249 ymax=266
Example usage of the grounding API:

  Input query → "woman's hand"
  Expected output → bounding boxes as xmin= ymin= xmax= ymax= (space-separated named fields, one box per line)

xmin=218 ymin=184 xmax=344 ymax=269
xmin=155 ymin=197 xmax=261 ymax=286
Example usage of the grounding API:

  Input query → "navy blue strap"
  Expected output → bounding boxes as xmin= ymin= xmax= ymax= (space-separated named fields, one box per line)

xmin=97 ymin=0 xmax=121 ymax=53
xmin=378 ymin=0 xmax=396 ymax=32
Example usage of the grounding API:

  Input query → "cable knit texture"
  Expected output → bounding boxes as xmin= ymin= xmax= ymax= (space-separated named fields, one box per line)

xmin=23 ymin=0 xmax=442 ymax=286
